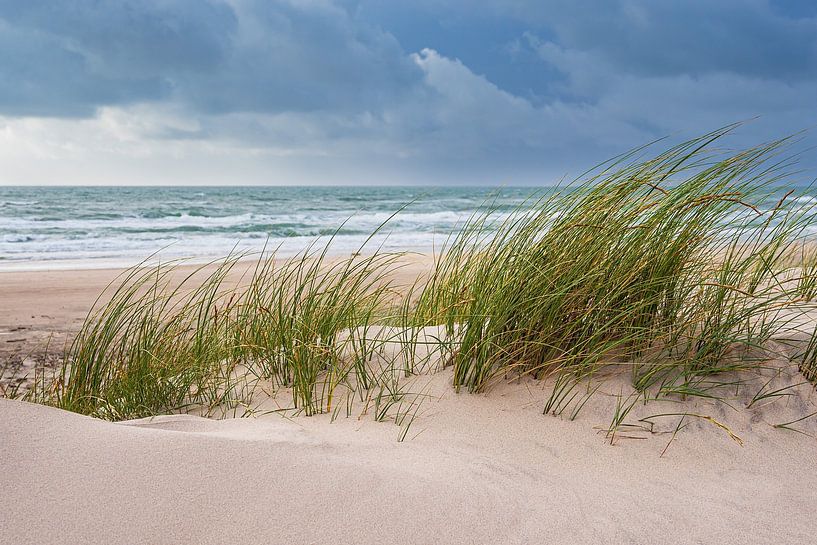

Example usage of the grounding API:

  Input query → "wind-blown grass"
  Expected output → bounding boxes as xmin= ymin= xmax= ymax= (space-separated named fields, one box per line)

xmin=55 ymin=257 xmax=244 ymax=419
xmin=421 ymin=130 xmax=813 ymax=391
xmin=7 ymin=126 xmax=817 ymax=439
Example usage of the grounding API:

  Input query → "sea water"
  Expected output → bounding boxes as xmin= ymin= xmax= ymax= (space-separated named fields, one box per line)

xmin=0 ymin=186 xmax=535 ymax=269
xmin=2 ymin=185 xmax=815 ymax=270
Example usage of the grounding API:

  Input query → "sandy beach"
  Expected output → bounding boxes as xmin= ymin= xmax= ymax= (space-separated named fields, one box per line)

xmin=3 ymin=366 xmax=817 ymax=544
xmin=3 ymin=137 xmax=817 ymax=545
xmin=3 ymin=259 xmax=817 ymax=544
xmin=0 ymin=267 xmax=132 ymax=362
xmin=0 ymin=255 xmax=433 ymax=387
xmin=3 ymin=2 xmax=816 ymax=543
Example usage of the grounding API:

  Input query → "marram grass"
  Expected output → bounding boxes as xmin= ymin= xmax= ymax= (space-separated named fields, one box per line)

xmin=6 ymin=127 xmax=817 ymax=439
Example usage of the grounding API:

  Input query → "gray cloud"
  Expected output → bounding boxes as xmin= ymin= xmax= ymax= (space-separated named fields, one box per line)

xmin=0 ymin=0 xmax=814 ymax=184
xmin=351 ymin=0 xmax=817 ymax=84
xmin=0 ymin=18 xmax=165 ymax=117
xmin=0 ymin=0 xmax=422 ymax=117
xmin=531 ymin=0 xmax=817 ymax=80
xmin=0 ymin=0 xmax=236 ymax=116
xmin=2 ymin=0 xmax=236 ymax=74
xmin=178 ymin=0 xmax=422 ymax=114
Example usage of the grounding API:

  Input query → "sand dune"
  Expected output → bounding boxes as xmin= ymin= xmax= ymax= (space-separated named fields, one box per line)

xmin=0 ymin=256 xmax=433 ymax=392
xmin=3 ymin=259 xmax=817 ymax=544
xmin=3 ymin=366 xmax=816 ymax=545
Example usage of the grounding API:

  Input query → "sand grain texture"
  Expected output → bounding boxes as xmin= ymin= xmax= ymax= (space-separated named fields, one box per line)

xmin=3 ymin=371 xmax=816 ymax=545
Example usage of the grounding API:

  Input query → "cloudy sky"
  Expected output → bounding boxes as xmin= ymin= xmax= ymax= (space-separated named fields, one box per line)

xmin=0 ymin=0 xmax=815 ymax=185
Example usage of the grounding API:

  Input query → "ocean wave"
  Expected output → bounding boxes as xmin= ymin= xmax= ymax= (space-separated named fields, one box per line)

xmin=0 ymin=200 xmax=39 ymax=207
xmin=4 ymin=185 xmax=813 ymax=270
xmin=2 ymin=234 xmax=35 ymax=243
xmin=0 ymin=231 xmax=449 ymax=265
xmin=0 ymin=209 xmax=500 ymax=233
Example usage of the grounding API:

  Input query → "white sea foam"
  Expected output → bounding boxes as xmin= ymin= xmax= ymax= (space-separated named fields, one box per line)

xmin=0 ymin=186 xmax=529 ymax=269
xmin=1 ymin=185 xmax=812 ymax=271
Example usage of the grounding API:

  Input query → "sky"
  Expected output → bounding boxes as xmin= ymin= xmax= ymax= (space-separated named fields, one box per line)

xmin=0 ymin=0 xmax=815 ymax=186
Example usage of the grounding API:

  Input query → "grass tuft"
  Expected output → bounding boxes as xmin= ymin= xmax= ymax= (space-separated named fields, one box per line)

xmin=6 ymin=126 xmax=817 ymax=442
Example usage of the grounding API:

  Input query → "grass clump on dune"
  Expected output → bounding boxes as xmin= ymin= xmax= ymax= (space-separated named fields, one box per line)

xmin=45 ymin=247 xmax=418 ymax=421
xmin=419 ymin=127 xmax=817 ymax=429
xmin=54 ymin=258 xmax=244 ymax=419
xmin=8 ymin=126 xmax=817 ymax=438
xmin=231 ymin=244 xmax=406 ymax=416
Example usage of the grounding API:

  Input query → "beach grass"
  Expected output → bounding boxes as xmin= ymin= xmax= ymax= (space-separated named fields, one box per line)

xmin=6 ymin=126 xmax=817 ymax=436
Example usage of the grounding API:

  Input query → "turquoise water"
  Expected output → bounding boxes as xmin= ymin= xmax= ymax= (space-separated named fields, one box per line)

xmin=0 ymin=186 xmax=535 ymax=268
xmin=3 ymin=185 xmax=816 ymax=270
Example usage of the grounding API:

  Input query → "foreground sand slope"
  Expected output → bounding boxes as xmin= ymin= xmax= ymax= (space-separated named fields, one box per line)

xmin=3 ymin=372 xmax=816 ymax=545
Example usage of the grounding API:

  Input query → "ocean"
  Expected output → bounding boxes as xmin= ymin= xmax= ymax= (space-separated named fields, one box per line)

xmin=3 ymin=185 xmax=816 ymax=271
xmin=0 ymin=186 xmax=535 ymax=270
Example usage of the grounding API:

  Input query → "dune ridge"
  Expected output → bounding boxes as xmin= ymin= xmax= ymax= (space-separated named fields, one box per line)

xmin=3 ymin=359 xmax=817 ymax=544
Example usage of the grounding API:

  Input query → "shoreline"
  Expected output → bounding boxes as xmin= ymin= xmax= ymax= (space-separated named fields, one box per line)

xmin=0 ymin=245 xmax=436 ymax=273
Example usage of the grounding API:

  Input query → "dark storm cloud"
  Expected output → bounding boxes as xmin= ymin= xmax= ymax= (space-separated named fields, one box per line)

xmin=348 ymin=0 xmax=817 ymax=94
xmin=526 ymin=0 xmax=817 ymax=80
xmin=0 ymin=19 xmax=163 ymax=117
xmin=0 ymin=0 xmax=814 ymax=184
xmin=0 ymin=0 xmax=235 ymax=116
xmin=177 ymin=0 xmax=422 ymax=114
xmin=0 ymin=0 xmax=422 ymax=117
xmin=1 ymin=0 xmax=235 ymax=74
xmin=2 ymin=0 xmax=814 ymax=116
